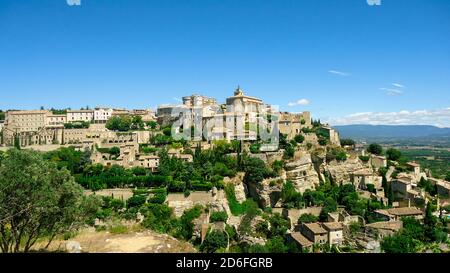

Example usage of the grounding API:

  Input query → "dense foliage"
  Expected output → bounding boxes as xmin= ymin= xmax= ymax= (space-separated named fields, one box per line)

xmin=0 ymin=149 xmax=98 ymax=252
xmin=367 ymin=143 xmax=383 ymax=155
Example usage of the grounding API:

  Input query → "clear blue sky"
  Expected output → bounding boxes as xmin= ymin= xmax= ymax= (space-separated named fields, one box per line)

xmin=1 ymin=0 xmax=450 ymax=126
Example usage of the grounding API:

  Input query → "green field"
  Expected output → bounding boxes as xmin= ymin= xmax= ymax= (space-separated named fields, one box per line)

xmin=399 ymin=149 xmax=450 ymax=179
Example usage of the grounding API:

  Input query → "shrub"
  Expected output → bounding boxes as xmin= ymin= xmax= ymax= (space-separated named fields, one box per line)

xmin=249 ymin=143 xmax=261 ymax=154
xmin=109 ymin=224 xmax=128 ymax=234
xmin=210 ymin=211 xmax=228 ymax=222
xmin=297 ymin=213 xmax=319 ymax=224
xmin=191 ymin=181 xmax=213 ymax=191
xmin=200 ymin=230 xmax=228 ymax=253
xmin=318 ymin=137 xmax=328 ymax=146
xmin=224 ymin=184 xmax=244 ymax=216
xmin=366 ymin=183 xmax=376 ymax=194
xmin=359 ymin=155 xmax=370 ymax=163
xmin=149 ymin=188 xmax=167 ymax=204
xmin=127 ymin=195 xmax=147 ymax=208
xmin=294 ymin=134 xmax=305 ymax=144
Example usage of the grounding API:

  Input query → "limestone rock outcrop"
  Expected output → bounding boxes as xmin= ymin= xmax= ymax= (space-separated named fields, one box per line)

xmin=223 ymin=172 xmax=247 ymax=203
xmin=247 ymin=177 xmax=284 ymax=208
xmin=323 ymin=157 xmax=365 ymax=184
xmin=284 ymin=154 xmax=321 ymax=193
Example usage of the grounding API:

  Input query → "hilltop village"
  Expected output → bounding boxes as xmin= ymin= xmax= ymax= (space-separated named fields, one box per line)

xmin=0 ymin=87 xmax=449 ymax=253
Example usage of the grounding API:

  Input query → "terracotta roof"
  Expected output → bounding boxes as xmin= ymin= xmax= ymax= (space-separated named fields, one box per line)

xmin=387 ymin=207 xmax=423 ymax=216
xmin=365 ymin=221 xmax=403 ymax=231
xmin=290 ymin=232 xmax=313 ymax=247
xmin=407 ymin=162 xmax=420 ymax=167
xmin=322 ymin=222 xmax=343 ymax=231
xmin=304 ymin=223 xmax=327 ymax=234
xmin=437 ymin=180 xmax=450 ymax=190
xmin=376 ymin=207 xmax=423 ymax=217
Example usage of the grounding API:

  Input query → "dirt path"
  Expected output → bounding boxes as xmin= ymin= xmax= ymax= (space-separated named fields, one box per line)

xmin=34 ymin=228 xmax=197 ymax=253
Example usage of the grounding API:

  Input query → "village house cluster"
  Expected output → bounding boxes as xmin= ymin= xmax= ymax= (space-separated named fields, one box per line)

xmin=2 ymin=87 xmax=449 ymax=253
xmin=0 ymin=87 xmax=326 ymax=172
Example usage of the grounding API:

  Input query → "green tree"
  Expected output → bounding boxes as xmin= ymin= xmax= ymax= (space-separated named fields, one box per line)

xmin=319 ymin=197 xmax=338 ymax=221
xmin=367 ymin=143 xmax=383 ymax=155
xmin=386 ymin=148 xmax=402 ymax=161
xmin=283 ymin=143 xmax=295 ymax=159
xmin=200 ymin=230 xmax=228 ymax=253
xmin=210 ymin=211 xmax=228 ymax=222
xmin=106 ymin=115 xmax=133 ymax=131
xmin=387 ymin=183 xmax=394 ymax=206
xmin=265 ymin=236 xmax=288 ymax=253
xmin=14 ymin=134 xmax=21 ymax=149
xmin=146 ymin=120 xmax=158 ymax=129
xmin=381 ymin=175 xmax=388 ymax=191
xmin=243 ymin=157 xmax=272 ymax=184
xmin=131 ymin=115 xmax=145 ymax=130
xmin=318 ymin=137 xmax=328 ymax=146
xmin=294 ymin=134 xmax=305 ymax=144
xmin=0 ymin=149 xmax=88 ymax=252
xmin=272 ymin=160 xmax=284 ymax=175
xmin=340 ymin=139 xmax=355 ymax=146
xmin=297 ymin=213 xmax=319 ymax=224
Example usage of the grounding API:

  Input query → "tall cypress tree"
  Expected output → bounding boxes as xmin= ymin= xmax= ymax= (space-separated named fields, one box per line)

xmin=387 ymin=183 xmax=394 ymax=206
xmin=13 ymin=133 xmax=20 ymax=150
xmin=382 ymin=175 xmax=388 ymax=190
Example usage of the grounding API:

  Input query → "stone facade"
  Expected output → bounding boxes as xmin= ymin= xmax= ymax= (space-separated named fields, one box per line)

xmin=67 ymin=109 xmax=94 ymax=122
xmin=278 ymin=111 xmax=311 ymax=140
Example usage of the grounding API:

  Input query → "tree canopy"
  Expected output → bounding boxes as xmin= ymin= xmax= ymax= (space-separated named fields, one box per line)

xmin=0 ymin=149 xmax=94 ymax=252
xmin=367 ymin=143 xmax=383 ymax=155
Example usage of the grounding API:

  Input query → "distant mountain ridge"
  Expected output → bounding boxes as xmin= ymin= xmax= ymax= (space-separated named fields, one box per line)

xmin=334 ymin=125 xmax=450 ymax=139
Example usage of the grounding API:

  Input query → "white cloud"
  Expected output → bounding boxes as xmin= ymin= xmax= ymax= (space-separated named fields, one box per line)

xmin=326 ymin=107 xmax=450 ymax=127
xmin=392 ymin=83 xmax=405 ymax=88
xmin=328 ymin=70 xmax=350 ymax=76
xmin=172 ymin=97 xmax=182 ymax=102
xmin=380 ymin=88 xmax=403 ymax=96
xmin=66 ymin=0 xmax=81 ymax=6
xmin=288 ymin=99 xmax=310 ymax=107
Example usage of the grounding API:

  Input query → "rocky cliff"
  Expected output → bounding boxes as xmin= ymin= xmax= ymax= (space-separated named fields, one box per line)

xmin=284 ymin=153 xmax=321 ymax=193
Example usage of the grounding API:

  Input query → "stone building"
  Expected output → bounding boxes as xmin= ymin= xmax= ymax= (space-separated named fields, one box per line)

xmin=67 ymin=109 xmax=94 ymax=122
xmin=94 ymin=107 xmax=113 ymax=123
xmin=2 ymin=110 xmax=50 ymax=146
xmin=365 ymin=221 xmax=403 ymax=239
xmin=182 ymin=94 xmax=217 ymax=107
xmin=434 ymin=179 xmax=450 ymax=197
xmin=4 ymin=110 xmax=49 ymax=133
xmin=46 ymin=114 xmax=67 ymax=126
xmin=322 ymin=126 xmax=340 ymax=146
xmin=371 ymin=155 xmax=387 ymax=169
xmin=288 ymin=232 xmax=313 ymax=252
xmin=301 ymin=223 xmax=328 ymax=245
xmin=322 ymin=222 xmax=344 ymax=246
xmin=226 ymin=86 xmax=263 ymax=114
xmin=278 ymin=111 xmax=311 ymax=140
xmin=374 ymin=207 xmax=423 ymax=221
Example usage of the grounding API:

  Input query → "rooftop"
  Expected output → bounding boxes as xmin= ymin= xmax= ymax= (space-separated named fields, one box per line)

xmin=322 ymin=222 xmax=343 ymax=231
xmin=376 ymin=207 xmax=423 ymax=217
xmin=365 ymin=221 xmax=403 ymax=231
xmin=406 ymin=162 xmax=420 ymax=167
xmin=304 ymin=223 xmax=327 ymax=234
xmin=290 ymin=232 xmax=313 ymax=247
